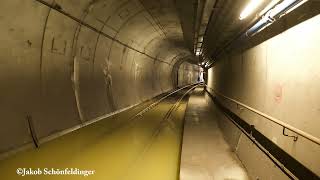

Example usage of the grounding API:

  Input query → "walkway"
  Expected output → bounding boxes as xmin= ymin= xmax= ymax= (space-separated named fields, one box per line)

xmin=180 ymin=87 xmax=249 ymax=180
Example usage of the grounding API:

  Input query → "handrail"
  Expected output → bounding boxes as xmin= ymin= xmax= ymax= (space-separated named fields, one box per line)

xmin=206 ymin=86 xmax=320 ymax=146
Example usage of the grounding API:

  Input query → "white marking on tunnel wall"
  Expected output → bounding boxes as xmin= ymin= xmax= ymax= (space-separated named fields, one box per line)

xmin=103 ymin=58 xmax=116 ymax=111
xmin=34 ymin=0 xmax=173 ymax=66
xmin=72 ymin=56 xmax=85 ymax=122
xmin=79 ymin=45 xmax=92 ymax=61
xmin=51 ymin=37 xmax=67 ymax=55
xmin=134 ymin=63 xmax=141 ymax=81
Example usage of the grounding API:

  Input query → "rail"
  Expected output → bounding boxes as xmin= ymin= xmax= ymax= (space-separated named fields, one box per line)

xmin=0 ymin=83 xmax=201 ymax=160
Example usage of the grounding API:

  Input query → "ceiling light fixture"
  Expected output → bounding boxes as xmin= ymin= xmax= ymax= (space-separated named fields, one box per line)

xmin=259 ymin=0 xmax=281 ymax=16
xmin=205 ymin=60 xmax=214 ymax=68
xmin=246 ymin=0 xmax=308 ymax=36
xmin=269 ymin=0 xmax=308 ymax=18
xmin=239 ymin=0 xmax=264 ymax=20
xmin=285 ymin=0 xmax=307 ymax=14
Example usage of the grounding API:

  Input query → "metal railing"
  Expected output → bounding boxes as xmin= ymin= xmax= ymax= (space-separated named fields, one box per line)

xmin=206 ymin=86 xmax=320 ymax=146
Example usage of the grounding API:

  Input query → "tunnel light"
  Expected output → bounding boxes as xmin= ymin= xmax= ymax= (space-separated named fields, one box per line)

xmin=282 ymin=0 xmax=308 ymax=14
xmin=246 ymin=14 xmax=273 ymax=36
xmin=205 ymin=61 xmax=212 ymax=68
xmin=259 ymin=0 xmax=281 ymax=16
xmin=239 ymin=0 xmax=264 ymax=20
xmin=246 ymin=0 xmax=308 ymax=36
xmin=268 ymin=0 xmax=307 ymax=19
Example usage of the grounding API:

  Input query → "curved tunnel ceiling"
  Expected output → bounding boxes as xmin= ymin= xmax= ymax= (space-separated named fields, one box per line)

xmin=68 ymin=0 xmax=194 ymax=65
xmin=37 ymin=0 xmax=197 ymax=66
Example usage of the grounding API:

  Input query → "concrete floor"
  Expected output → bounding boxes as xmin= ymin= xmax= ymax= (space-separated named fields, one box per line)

xmin=180 ymin=87 xmax=249 ymax=180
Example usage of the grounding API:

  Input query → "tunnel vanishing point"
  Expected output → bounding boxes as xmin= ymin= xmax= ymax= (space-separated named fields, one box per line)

xmin=0 ymin=0 xmax=320 ymax=180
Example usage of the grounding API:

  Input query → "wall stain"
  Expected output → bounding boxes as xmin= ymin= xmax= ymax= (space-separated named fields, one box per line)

xmin=274 ymin=83 xmax=283 ymax=103
xmin=26 ymin=40 xmax=32 ymax=47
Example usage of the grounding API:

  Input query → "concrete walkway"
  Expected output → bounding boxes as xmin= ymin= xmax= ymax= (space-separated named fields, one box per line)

xmin=180 ymin=87 xmax=249 ymax=180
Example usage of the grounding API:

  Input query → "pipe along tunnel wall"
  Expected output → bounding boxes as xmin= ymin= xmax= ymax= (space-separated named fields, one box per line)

xmin=0 ymin=0 xmax=199 ymax=155
xmin=207 ymin=14 xmax=320 ymax=179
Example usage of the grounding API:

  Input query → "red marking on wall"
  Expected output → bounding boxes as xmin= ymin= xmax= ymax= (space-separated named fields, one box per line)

xmin=274 ymin=83 xmax=283 ymax=103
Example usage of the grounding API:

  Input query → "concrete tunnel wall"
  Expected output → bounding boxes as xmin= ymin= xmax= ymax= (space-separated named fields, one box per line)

xmin=207 ymin=14 xmax=320 ymax=178
xmin=0 ymin=0 xmax=199 ymax=154
xmin=178 ymin=62 xmax=200 ymax=87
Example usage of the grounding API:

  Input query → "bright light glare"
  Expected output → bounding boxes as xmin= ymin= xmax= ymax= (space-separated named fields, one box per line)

xmin=259 ymin=0 xmax=281 ymax=16
xmin=285 ymin=0 xmax=308 ymax=14
xmin=196 ymin=51 xmax=201 ymax=56
xmin=240 ymin=0 xmax=264 ymax=20
xmin=205 ymin=61 xmax=212 ymax=68
xmin=246 ymin=0 xmax=309 ymax=36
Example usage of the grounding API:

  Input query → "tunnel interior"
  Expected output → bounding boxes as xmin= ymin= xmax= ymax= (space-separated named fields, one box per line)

xmin=1 ymin=0 xmax=320 ymax=179
xmin=1 ymin=0 xmax=200 ymax=152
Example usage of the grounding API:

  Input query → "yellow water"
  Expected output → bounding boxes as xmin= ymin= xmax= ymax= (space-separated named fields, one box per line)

xmin=0 ymin=94 xmax=188 ymax=180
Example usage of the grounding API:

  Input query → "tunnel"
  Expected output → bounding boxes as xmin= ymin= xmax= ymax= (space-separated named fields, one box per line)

xmin=0 ymin=0 xmax=320 ymax=179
